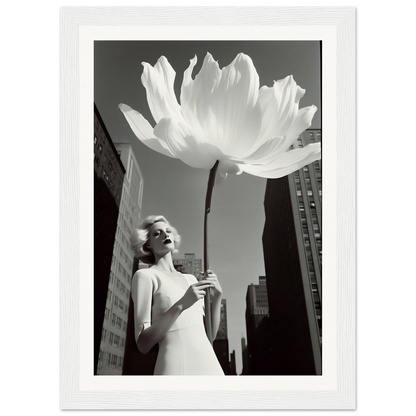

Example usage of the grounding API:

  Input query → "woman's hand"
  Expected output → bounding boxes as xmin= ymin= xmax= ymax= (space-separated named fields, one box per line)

xmin=202 ymin=269 xmax=223 ymax=296
xmin=179 ymin=280 xmax=214 ymax=310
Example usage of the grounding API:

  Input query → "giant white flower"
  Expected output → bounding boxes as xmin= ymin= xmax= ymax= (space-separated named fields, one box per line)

xmin=119 ymin=52 xmax=320 ymax=180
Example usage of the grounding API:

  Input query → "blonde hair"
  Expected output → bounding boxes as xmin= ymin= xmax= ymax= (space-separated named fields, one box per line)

xmin=130 ymin=215 xmax=181 ymax=264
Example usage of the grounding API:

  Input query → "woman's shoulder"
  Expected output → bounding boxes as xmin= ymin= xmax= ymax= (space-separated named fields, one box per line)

xmin=132 ymin=267 xmax=157 ymax=282
xmin=131 ymin=268 xmax=159 ymax=292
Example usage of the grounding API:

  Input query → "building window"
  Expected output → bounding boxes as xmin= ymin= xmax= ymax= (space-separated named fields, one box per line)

xmin=110 ymin=354 xmax=117 ymax=368
xmin=97 ymin=350 xmax=103 ymax=368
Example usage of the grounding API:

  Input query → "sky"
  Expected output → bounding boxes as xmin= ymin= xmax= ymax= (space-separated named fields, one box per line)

xmin=94 ymin=40 xmax=321 ymax=375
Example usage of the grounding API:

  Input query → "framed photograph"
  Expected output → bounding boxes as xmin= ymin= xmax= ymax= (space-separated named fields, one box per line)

xmin=60 ymin=6 xmax=356 ymax=409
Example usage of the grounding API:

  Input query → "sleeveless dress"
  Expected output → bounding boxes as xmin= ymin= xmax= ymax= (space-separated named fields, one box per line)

xmin=131 ymin=268 xmax=224 ymax=375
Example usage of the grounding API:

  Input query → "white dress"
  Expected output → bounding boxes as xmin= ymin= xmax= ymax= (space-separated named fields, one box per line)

xmin=131 ymin=268 xmax=224 ymax=375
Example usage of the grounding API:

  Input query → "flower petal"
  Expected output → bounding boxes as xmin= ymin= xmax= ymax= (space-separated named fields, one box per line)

xmin=141 ymin=56 xmax=184 ymax=124
xmin=239 ymin=143 xmax=321 ymax=179
xmin=180 ymin=53 xmax=221 ymax=140
xmin=278 ymin=105 xmax=318 ymax=150
xmin=235 ymin=104 xmax=315 ymax=165
xmin=118 ymin=104 xmax=175 ymax=158
xmin=230 ymin=137 xmax=284 ymax=165
xmin=153 ymin=118 xmax=217 ymax=170
xmin=206 ymin=53 xmax=263 ymax=155
xmin=243 ymin=105 xmax=316 ymax=160
xmin=257 ymin=75 xmax=306 ymax=144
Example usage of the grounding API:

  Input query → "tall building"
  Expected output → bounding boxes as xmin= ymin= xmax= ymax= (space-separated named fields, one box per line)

xmin=215 ymin=298 xmax=228 ymax=340
xmin=93 ymin=104 xmax=126 ymax=374
xmin=262 ymin=128 xmax=322 ymax=375
xmin=229 ymin=350 xmax=237 ymax=376
xmin=246 ymin=276 xmax=269 ymax=327
xmin=240 ymin=337 xmax=249 ymax=375
xmin=173 ymin=253 xmax=202 ymax=279
xmin=213 ymin=299 xmax=230 ymax=374
xmin=96 ymin=143 xmax=144 ymax=375
xmin=245 ymin=276 xmax=272 ymax=374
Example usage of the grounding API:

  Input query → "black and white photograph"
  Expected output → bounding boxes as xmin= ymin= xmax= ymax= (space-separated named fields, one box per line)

xmin=56 ymin=3 xmax=359 ymax=414
xmin=93 ymin=40 xmax=322 ymax=377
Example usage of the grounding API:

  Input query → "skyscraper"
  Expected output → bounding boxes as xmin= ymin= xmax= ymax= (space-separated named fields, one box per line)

xmin=97 ymin=143 xmax=144 ymax=375
xmin=215 ymin=298 xmax=228 ymax=340
xmin=94 ymin=104 xmax=126 ymax=375
xmin=245 ymin=276 xmax=272 ymax=374
xmin=213 ymin=299 xmax=230 ymax=374
xmin=229 ymin=350 xmax=237 ymax=376
xmin=262 ymin=128 xmax=322 ymax=375
xmin=240 ymin=337 xmax=249 ymax=375
xmin=246 ymin=276 xmax=269 ymax=327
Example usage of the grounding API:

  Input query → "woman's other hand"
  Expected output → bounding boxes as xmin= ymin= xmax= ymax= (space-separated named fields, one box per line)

xmin=180 ymin=280 xmax=214 ymax=310
xmin=202 ymin=269 xmax=223 ymax=296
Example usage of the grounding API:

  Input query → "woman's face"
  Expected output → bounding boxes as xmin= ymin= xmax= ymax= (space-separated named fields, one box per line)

xmin=147 ymin=221 xmax=175 ymax=256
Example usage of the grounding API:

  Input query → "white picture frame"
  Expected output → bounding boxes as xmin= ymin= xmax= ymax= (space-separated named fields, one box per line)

xmin=60 ymin=6 xmax=356 ymax=409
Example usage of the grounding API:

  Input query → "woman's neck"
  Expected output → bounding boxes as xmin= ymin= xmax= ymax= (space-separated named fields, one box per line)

xmin=152 ymin=252 xmax=176 ymax=273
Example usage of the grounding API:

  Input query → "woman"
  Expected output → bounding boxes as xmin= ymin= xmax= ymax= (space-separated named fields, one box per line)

xmin=130 ymin=215 xmax=225 ymax=375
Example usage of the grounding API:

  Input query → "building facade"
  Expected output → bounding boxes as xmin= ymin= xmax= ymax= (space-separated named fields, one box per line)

xmin=93 ymin=105 xmax=126 ymax=374
xmin=229 ymin=350 xmax=237 ymax=375
xmin=215 ymin=298 xmax=228 ymax=340
xmin=173 ymin=253 xmax=202 ymax=279
xmin=245 ymin=276 xmax=272 ymax=374
xmin=240 ymin=337 xmax=249 ymax=375
xmin=246 ymin=276 xmax=269 ymax=326
xmin=213 ymin=299 xmax=231 ymax=374
xmin=97 ymin=143 xmax=144 ymax=375
xmin=262 ymin=128 xmax=322 ymax=375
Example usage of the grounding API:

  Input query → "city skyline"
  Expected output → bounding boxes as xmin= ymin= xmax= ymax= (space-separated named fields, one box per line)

xmin=94 ymin=40 xmax=321 ymax=374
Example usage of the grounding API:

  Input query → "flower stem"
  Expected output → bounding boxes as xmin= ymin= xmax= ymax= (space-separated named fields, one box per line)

xmin=203 ymin=160 xmax=219 ymax=345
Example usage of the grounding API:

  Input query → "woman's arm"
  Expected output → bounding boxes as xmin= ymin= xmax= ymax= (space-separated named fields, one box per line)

xmin=137 ymin=301 xmax=182 ymax=354
xmin=132 ymin=271 xmax=214 ymax=354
